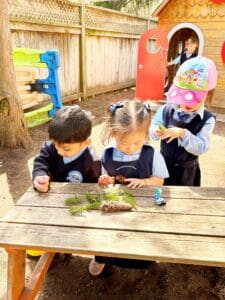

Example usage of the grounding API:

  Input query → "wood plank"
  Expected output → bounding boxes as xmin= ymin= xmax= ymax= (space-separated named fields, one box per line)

xmin=7 ymin=249 xmax=26 ymax=300
xmin=25 ymin=183 xmax=225 ymax=200
xmin=19 ymin=252 xmax=55 ymax=300
xmin=2 ymin=206 xmax=225 ymax=237
xmin=17 ymin=190 xmax=225 ymax=217
xmin=1 ymin=223 xmax=225 ymax=268
xmin=80 ymin=2 xmax=87 ymax=99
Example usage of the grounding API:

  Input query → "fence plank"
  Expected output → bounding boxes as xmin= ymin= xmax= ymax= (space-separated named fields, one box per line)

xmin=9 ymin=0 xmax=150 ymax=107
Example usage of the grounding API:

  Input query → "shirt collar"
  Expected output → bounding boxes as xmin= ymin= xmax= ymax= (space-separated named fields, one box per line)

xmin=172 ymin=104 xmax=205 ymax=120
xmin=63 ymin=147 xmax=87 ymax=164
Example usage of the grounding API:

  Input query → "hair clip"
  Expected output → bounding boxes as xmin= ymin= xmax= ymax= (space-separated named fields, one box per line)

xmin=143 ymin=102 xmax=151 ymax=113
xmin=108 ymin=101 xmax=124 ymax=113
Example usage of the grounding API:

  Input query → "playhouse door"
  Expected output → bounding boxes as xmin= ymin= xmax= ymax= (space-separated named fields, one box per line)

xmin=135 ymin=28 xmax=168 ymax=100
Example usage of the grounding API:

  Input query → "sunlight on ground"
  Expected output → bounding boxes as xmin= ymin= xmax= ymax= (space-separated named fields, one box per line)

xmin=200 ymin=132 xmax=225 ymax=186
xmin=0 ymin=173 xmax=14 ymax=218
xmin=28 ymin=157 xmax=35 ymax=178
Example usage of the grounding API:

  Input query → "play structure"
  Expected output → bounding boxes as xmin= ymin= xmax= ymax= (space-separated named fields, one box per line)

xmin=135 ymin=28 xmax=168 ymax=101
xmin=151 ymin=0 xmax=225 ymax=109
xmin=13 ymin=48 xmax=63 ymax=127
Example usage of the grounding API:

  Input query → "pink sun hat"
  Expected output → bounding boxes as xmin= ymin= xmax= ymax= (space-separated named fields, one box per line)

xmin=167 ymin=56 xmax=217 ymax=107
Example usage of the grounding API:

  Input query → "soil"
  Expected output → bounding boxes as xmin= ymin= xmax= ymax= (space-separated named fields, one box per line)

xmin=1 ymin=88 xmax=225 ymax=300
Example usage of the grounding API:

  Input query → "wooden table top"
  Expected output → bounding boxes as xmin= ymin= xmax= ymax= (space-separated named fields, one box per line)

xmin=0 ymin=183 xmax=225 ymax=267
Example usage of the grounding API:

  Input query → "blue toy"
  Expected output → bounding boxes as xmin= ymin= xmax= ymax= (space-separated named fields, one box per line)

xmin=34 ymin=50 xmax=63 ymax=117
xmin=13 ymin=48 xmax=63 ymax=127
xmin=152 ymin=187 xmax=166 ymax=206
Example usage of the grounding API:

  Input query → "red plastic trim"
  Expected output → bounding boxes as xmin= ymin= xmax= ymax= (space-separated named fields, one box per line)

xmin=221 ymin=42 xmax=225 ymax=63
xmin=211 ymin=0 xmax=225 ymax=3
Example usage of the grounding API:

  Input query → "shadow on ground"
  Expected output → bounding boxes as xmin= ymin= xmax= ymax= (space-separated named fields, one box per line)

xmin=37 ymin=254 xmax=225 ymax=300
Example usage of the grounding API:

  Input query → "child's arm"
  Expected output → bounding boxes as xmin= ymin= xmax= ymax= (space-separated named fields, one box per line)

xmin=160 ymin=117 xmax=215 ymax=155
xmin=167 ymin=55 xmax=181 ymax=66
xmin=124 ymin=150 xmax=169 ymax=189
xmin=124 ymin=177 xmax=164 ymax=189
xmin=179 ymin=116 xmax=215 ymax=155
xmin=85 ymin=146 xmax=102 ymax=183
xmin=32 ymin=142 xmax=54 ymax=192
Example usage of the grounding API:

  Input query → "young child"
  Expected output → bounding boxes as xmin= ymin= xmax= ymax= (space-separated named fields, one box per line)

xmin=168 ymin=36 xmax=198 ymax=67
xmin=150 ymin=56 xmax=217 ymax=186
xmin=98 ymin=99 xmax=169 ymax=188
xmin=32 ymin=105 xmax=101 ymax=192
xmin=89 ymin=100 xmax=169 ymax=276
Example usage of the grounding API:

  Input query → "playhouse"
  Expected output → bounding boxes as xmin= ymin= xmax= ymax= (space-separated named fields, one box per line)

xmin=152 ymin=0 xmax=225 ymax=109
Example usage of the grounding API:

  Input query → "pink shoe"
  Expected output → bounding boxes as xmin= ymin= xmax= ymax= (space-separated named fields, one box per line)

xmin=89 ymin=258 xmax=105 ymax=276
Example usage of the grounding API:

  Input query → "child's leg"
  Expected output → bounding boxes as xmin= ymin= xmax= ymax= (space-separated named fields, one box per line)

xmin=95 ymin=256 xmax=152 ymax=269
xmin=165 ymin=161 xmax=200 ymax=186
xmin=89 ymin=257 xmax=105 ymax=276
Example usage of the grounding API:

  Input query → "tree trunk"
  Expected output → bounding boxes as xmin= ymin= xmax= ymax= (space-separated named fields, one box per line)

xmin=0 ymin=0 xmax=32 ymax=148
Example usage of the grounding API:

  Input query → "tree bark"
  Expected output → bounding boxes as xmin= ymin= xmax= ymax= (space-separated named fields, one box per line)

xmin=0 ymin=0 xmax=32 ymax=148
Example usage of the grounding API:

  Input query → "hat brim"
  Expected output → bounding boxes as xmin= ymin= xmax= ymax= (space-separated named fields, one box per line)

xmin=167 ymin=84 xmax=207 ymax=107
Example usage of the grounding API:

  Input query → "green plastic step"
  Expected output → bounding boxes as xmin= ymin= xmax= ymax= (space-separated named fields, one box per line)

xmin=25 ymin=104 xmax=52 ymax=128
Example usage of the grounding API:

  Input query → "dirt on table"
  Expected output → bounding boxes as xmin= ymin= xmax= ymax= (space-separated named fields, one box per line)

xmin=1 ymin=88 xmax=225 ymax=300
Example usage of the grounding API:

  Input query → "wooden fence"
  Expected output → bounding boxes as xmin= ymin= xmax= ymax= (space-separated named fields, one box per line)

xmin=8 ymin=0 xmax=157 ymax=106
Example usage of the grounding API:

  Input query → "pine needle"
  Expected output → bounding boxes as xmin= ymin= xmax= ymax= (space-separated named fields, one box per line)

xmin=85 ymin=202 xmax=102 ymax=210
xmin=69 ymin=205 xmax=87 ymax=215
xmin=65 ymin=196 xmax=84 ymax=206
xmin=66 ymin=186 xmax=136 ymax=215
xmin=85 ymin=191 xmax=102 ymax=203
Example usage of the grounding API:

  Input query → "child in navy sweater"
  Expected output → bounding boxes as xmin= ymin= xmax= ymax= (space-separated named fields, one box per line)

xmin=33 ymin=105 xmax=101 ymax=192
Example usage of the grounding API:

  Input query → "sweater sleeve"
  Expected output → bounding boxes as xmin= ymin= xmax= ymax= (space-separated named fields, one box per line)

xmin=85 ymin=146 xmax=101 ymax=183
xmin=32 ymin=141 xmax=56 ymax=181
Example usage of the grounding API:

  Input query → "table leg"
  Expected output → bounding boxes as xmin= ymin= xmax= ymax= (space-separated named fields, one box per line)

xmin=7 ymin=249 xmax=26 ymax=300
xmin=19 ymin=252 xmax=55 ymax=300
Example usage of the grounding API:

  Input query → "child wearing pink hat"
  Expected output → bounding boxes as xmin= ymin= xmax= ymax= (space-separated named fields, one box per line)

xmin=150 ymin=56 xmax=217 ymax=186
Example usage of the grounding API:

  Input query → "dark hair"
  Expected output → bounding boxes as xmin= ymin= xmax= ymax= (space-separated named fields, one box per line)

xmin=48 ymin=105 xmax=93 ymax=143
xmin=102 ymin=100 xmax=151 ymax=144
xmin=186 ymin=36 xmax=199 ymax=48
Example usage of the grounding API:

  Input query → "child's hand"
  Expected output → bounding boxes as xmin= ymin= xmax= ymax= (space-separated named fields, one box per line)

xmin=155 ymin=124 xmax=167 ymax=138
xmin=33 ymin=175 xmax=50 ymax=193
xmin=160 ymin=127 xmax=185 ymax=143
xmin=98 ymin=175 xmax=115 ymax=186
xmin=124 ymin=178 xmax=145 ymax=189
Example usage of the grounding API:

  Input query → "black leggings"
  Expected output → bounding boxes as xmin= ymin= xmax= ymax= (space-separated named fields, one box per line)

xmin=95 ymin=256 xmax=152 ymax=269
xmin=165 ymin=160 xmax=201 ymax=186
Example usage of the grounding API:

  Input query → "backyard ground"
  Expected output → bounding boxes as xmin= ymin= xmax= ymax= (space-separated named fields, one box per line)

xmin=0 ymin=88 xmax=225 ymax=300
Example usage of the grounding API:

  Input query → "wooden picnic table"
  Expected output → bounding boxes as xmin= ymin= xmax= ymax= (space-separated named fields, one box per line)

xmin=0 ymin=183 xmax=225 ymax=299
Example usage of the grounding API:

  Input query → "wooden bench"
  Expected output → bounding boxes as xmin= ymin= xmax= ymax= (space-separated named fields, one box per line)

xmin=0 ymin=183 xmax=225 ymax=299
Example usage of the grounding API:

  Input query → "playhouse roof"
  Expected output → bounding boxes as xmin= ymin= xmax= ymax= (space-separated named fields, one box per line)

xmin=152 ymin=0 xmax=171 ymax=17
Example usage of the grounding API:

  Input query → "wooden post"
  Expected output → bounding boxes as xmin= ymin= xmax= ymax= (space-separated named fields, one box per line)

xmin=80 ymin=1 xmax=87 ymax=100
xmin=7 ymin=249 xmax=26 ymax=300
xmin=19 ymin=252 xmax=55 ymax=300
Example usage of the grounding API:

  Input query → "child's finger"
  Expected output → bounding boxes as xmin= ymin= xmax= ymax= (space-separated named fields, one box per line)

xmin=38 ymin=185 xmax=49 ymax=193
xmin=125 ymin=179 xmax=142 ymax=189
xmin=166 ymin=136 xmax=175 ymax=143
xmin=155 ymin=130 xmax=164 ymax=138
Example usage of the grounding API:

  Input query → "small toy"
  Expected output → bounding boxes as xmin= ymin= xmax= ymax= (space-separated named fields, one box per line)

xmin=152 ymin=187 xmax=166 ymax=206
